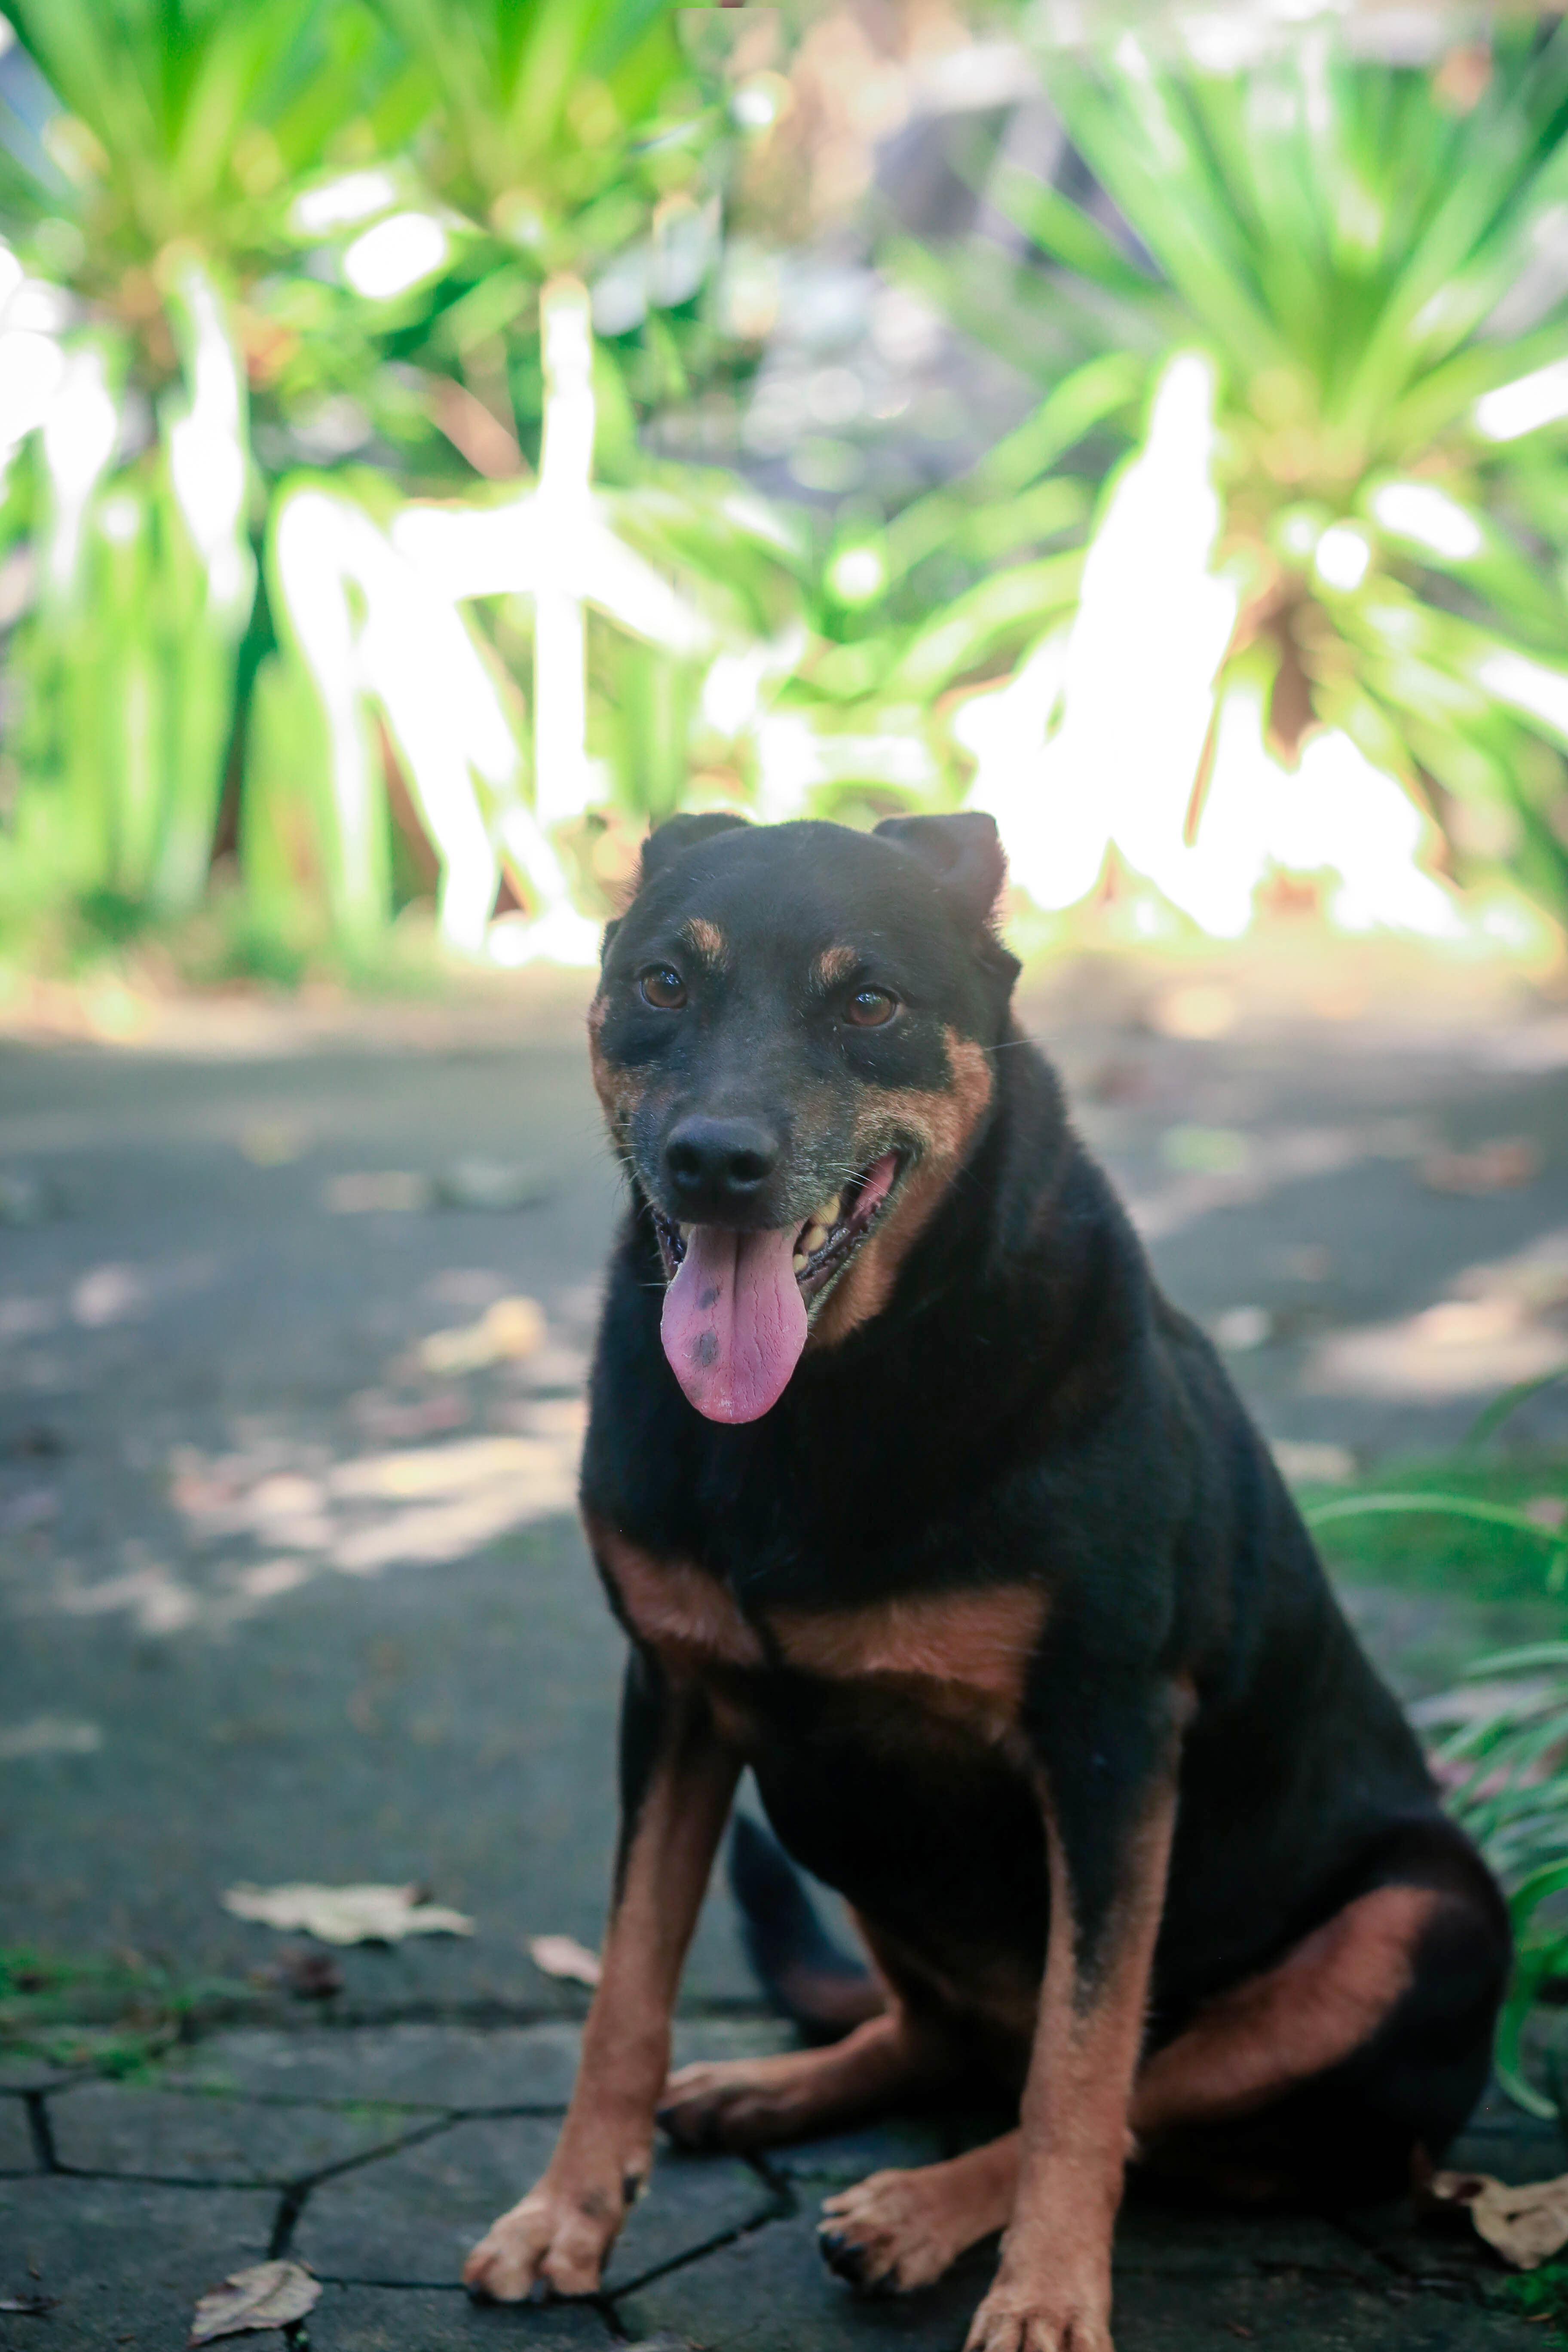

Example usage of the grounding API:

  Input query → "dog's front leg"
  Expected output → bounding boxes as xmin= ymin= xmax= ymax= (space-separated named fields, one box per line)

xmin=465 ymin=1648 xmax=739 ymax=2301
xmin=965 ymin=1691 xmax=1182 ymax=2352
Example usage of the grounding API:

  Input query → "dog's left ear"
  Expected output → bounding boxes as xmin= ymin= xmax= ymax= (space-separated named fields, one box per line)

xmin=640 ymin=811 xmax=750 ymax=885
xmin=874 ymin=812 xmax=1006 ymax=928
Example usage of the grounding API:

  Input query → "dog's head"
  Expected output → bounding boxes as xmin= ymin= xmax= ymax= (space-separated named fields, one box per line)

xmin=589 ymin=813 xmax=1020 ymax=1424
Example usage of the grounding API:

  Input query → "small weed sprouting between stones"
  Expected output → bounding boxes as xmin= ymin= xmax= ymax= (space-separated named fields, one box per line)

xmin=0 ymin=1945 xmax=257 ymax=2079
xmin=1506 ymin=2257 xmax=1568 ymax=2340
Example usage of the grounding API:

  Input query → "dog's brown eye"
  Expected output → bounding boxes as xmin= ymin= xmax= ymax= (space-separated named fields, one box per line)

xmin=639 ymin=965 xmax=687 ymax=1011
xmin=845 ymin=987 xmax=897 ymax=1028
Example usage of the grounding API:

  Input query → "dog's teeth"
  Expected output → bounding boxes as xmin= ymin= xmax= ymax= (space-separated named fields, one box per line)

xmin=793 ymin=1252 xmax=808 ymax=1274
xmin=815 ymin=1194 xmax=842 ymax=1228
xmin=679 ymin=1224 xmax=693 ymax=1239
xmin=802 ymin=1222 xmax=828 ymax=1256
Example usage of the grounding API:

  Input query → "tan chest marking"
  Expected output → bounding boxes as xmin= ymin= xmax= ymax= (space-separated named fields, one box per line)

xmin=769 ymin=1585 xmax=1047 ymax=1730
xmin=588 ymin=1519 xmax=765 ymax=1672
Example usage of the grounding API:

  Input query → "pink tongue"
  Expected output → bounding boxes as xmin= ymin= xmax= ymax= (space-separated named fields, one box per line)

xmin=661 ymin=1224 xmax=808 ymax=1423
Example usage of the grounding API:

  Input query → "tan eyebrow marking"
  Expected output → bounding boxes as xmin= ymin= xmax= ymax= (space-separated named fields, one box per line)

xmin=814 ymin=944 xmax=858 ymax=987
xmin=679 ymin=917 xmax=726 ymax=968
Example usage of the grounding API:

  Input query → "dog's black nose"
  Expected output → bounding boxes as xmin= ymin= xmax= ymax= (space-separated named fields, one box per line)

xmin=664 ymin=1116 xmax=780 ymax=1215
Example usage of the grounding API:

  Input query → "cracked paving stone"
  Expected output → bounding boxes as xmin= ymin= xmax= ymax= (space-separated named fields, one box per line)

xmin=0 ymin=2175 xmax=275 ymax=2352
xmin=668 ymin=2018 xmax=796 ymax=2068
xmin=293 ymin=2114 xmax=778 ymax=2291
xmin=1109 ymin=2262 xmax=1540 ymax=2348
xmin=1339 ymin=2200 xmax=1498 ymax=2289
xmin=757 ymin=2116 xmax=949 ymax=2190
xmin=1343 ymin=2085 xmax=1568 ymax=2285
xmin=163 ymin=2024 xmax=583 ymax=2110
xmin=48 ymin=2080 xmax=416 ymax=2183
xmin=0 ymin=2097 xmax=38 ymax=2174
xmin=622 ymin=2205 xmax=1549 ymax=2352
xmin=1113 ymin=2193 xmax=1388 ymax=2282
xmin=0 ymin=2057 xmax=72 ymax=2095
xmin=619 ymin=2211 xmax=995 ymax=2350
xmin=300 ymin=2283 xmax=611 ymax=2349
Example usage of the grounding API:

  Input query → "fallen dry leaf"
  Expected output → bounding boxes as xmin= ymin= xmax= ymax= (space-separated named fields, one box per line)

xmin=1421 ymin=1138 xmax=1541 ymax=1195
xmin=222 ymin=1882 xmax=474 ymax=1945
xmin=528 ymin=1932 xmax=601 ymax=1987
xmin=1429 ymin=2169 xmax=1568 ymax=2268
xmin=418 ymin=1297 xmax=545 ymax=1375
xmin=189 ymin=2260 xmax=320 ymax=2343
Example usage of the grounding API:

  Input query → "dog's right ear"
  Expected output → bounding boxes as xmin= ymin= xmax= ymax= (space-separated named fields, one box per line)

xmin=640 ymin=811 xmax=749 ymax=885
xmin=873 ymin=812 xmax=1005 ymax=928
xmin=599 ymin=917 xmax=622 ymax=968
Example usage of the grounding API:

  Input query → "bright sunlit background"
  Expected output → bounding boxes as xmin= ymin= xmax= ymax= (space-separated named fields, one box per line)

xmin=5 ymin=0 xmax=1568 ymax=991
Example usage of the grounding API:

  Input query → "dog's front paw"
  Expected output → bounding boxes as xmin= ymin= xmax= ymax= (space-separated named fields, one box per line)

xmin=964 ymin=2272 xmax=1114 ymax=2352
xmin=462 ymin=2171 xmax=629 ymax=2302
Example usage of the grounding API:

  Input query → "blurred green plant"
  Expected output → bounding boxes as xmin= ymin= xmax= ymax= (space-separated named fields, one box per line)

xmin=772 ymin=357 xmax=1128 ymax=778
xmin=365 ymin=0 xmax=747 ymax=453
xmin=1437 ymin=1649 xmax=1568 ymax=2121
xmin=0 ymin=0 xmax=787 ymax=968
xmin=1305 ymin=1476 xmax=1568 ymax=2120
xmin=896 ymin=24 xmax=1568 ymax=917
xmin=0 ymin=0 xmax=410 ymax=944
xmin=20 ymin=11 xmax=1568 ymax=963
xmin=0 ymin=1942 xmax=275 ymax=2077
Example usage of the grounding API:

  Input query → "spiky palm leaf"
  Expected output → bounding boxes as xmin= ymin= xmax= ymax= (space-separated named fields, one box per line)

xmin=892 ymin=25 xmax=1568 ymax=913
xmin=0 ymin=0 xmax=400 ymax=925
xmin=1305 ymin=1491 xmax=1568 ymax=2119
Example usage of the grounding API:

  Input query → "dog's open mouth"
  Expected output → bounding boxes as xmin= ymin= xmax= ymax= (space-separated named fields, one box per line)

xmin=652 ymin=1151 xmax=902 ymax=1424
xmin=652 ymin=1151 xmax=900 ymax=1297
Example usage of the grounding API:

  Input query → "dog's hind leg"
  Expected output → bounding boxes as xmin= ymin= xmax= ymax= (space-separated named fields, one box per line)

xmin=1131 ymin=1857 xmax=1509 ymax=2202
xmin=658 ymin=2003 xmax=955 ymax=2152
xmin=727 ymin=1814 xmax=886 ymax=2042
xmin=662 ymin=1847 xmax=955 ymax=2151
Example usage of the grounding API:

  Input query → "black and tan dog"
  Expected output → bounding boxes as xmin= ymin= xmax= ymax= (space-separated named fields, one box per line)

xmin=465 ymin=811 xmax=1509 ymax=2352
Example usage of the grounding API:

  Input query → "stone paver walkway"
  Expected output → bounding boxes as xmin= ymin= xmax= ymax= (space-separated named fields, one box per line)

xmin=7 ymin=954 xmax=1568 ymax=2346
xmin=3 ymin=2022 xmax=1563 ymax=2351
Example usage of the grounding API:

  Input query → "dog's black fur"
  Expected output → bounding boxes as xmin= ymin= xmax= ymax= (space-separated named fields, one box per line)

xmin=467 ymin=811 xmax=1509 ymax=2337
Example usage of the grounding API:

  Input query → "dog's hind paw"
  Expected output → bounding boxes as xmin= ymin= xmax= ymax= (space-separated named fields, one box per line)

xmin=817 ymin=2170 xmax=965 ymax=2294
xmin=658 ymin=2052 xmax=840 ymax=2150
